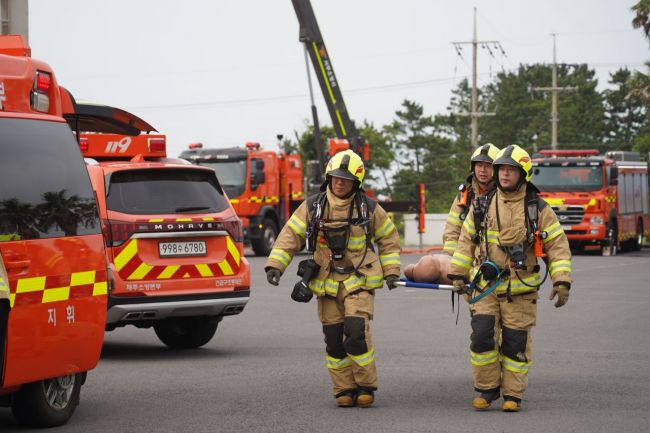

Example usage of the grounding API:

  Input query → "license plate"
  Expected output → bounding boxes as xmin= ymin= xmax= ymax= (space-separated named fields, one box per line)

xmin=560 ymin=225 xmax=572 ymax=231
xmin=158 ymin=241 xmax=207 ymax=257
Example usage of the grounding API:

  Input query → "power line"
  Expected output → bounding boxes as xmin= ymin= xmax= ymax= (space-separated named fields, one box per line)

xmin=125 ymin=72 xmax=499 ymax=111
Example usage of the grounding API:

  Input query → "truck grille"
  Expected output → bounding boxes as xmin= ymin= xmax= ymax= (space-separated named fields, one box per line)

xmin=551 ymin=205 xmax=584 ymax=225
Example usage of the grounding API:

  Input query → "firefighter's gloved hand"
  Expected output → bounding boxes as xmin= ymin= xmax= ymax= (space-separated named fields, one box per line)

xmin=266 ymin=268 xmax=281 ymax=286
xmin=452 ymin=279 xmax=469 ymax=295
xmin=385 ymin=275 xmax=400 ymax=290
xmin=550 ymin=283 xmax=570 ymax=308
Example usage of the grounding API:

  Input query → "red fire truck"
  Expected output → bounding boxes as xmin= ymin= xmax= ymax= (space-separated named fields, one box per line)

xmin=180 ymin=142 xmax=304 ymax=256
xmin=533 ymin=149 xmax=650 ymax=255
xmin=1 ymin=35 xmax=108 ymax=427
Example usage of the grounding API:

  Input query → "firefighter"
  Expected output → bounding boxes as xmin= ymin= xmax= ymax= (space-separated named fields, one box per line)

xmin=265 ymin=149 xmax=401 ymax=408
xmin=404 ymin=143 xmax=499 ymax=282
xmin=448 ymin=144 xmax=572 ymax=412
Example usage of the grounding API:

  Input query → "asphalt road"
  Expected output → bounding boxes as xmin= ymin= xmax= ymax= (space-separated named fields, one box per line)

xmin=2 ymin=249 xmax=650 ymax=432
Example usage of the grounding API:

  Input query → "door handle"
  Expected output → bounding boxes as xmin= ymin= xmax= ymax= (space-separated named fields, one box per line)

xmin=5 ymin=259 xmax=30 ymax=270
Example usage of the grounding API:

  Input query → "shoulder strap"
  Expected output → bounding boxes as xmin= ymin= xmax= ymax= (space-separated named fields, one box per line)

xmin=306 ymin=192 xmax=327 ymax=252
xmin=361 ymin=192 xmax=377 ymax=213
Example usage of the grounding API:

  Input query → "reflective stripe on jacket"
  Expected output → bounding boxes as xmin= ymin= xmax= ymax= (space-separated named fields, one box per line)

xmin=265 ymin=188 xmax=401 ymax=296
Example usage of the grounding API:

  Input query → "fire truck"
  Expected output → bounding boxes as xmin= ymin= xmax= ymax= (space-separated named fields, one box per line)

xmin=0 ymin=35 xmax=108 ymax=427
xmin=180 ymin=143 xmax=303 ymax=256
xmin=533 ymin=149 xmax=650 ymax=255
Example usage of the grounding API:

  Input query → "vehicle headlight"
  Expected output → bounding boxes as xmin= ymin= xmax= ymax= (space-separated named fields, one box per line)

xmin=589 ymin=216 xmax=604 ymax=225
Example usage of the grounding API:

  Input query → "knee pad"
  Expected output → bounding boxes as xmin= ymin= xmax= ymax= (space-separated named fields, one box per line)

xmin=470 ymin=314 xmax=495 ymax=353
xmin=343 ymin=316 xmax=368 ymax=356
xmin=501 ymin=327 xmax=528 ymax=362
xmin=323 ymin=323 xmax=346 ymax=359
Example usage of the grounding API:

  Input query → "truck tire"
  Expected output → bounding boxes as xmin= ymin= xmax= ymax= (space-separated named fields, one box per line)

xmin=602 ymin=224 xmax=618 ymax=256
xmin=154 ymin=316 xmax=219 ymax=349
xmin=630 ymin=221 xmax=643 ymax=252
xmin=251 ymin=218 xmax=277 ymax=256
xmin=11 ymin=373 xmax=82 ymax=428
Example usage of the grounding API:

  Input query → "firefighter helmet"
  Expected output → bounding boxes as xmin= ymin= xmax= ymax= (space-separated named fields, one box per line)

xmin=471 ymin=143 xmax=499 ymax=168
xmin=492 ymin=144 xmax=533 ymax=183
xmin=325 ymin=149 xmax=365 ymax=186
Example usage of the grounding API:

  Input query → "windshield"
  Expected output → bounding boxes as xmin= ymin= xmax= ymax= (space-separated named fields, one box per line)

xmin=197 ymin=160 xmax=247 ymax=199
xmin=533 ymin=165 xmax=604 ymax=192
xmin=106 ymin=169 xmax=230 ymax=215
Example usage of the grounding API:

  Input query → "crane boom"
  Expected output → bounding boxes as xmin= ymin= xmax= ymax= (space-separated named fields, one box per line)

xmin=291 ymin=0 xmax=366 ymax=157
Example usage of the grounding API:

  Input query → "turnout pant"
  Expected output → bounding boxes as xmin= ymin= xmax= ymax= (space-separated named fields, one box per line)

xmin=469 ymin=291 xmax=537 ymax=401
xmin=318 ymin=285 xmax=377 ymax=397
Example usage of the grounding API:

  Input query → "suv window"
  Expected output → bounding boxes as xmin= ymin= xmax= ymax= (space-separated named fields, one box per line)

xmin=106 ymin=169 xmax=230 ymax=215
xmin=0 ymin=118 xmax=101 ymax=240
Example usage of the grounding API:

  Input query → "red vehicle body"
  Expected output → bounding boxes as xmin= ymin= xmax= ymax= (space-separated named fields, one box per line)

xmin=180 ymin=142 xmax=304 ymax=256
xmin=0 ymin=35 xmax=107 ymax=427
xmin=81 ymin=132 xmax=250 ymax=348
xmin=533 ymin=149 xmax=650 ymax=255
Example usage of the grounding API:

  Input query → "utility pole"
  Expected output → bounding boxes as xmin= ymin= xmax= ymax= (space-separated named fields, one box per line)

xmin=532 ymin=34 xmax=577 ymax=150
xmin=452 ymin=7 xmax=499 ymax=149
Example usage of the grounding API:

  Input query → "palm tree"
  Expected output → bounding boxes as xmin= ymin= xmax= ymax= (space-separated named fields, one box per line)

xmin=632 ymin=0 xmax=650 ymax=43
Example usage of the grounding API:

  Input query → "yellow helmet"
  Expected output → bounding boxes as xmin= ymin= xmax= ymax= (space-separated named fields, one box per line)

xmin=325 ymin=149 xmax=365 ymax=186
xmin=492 ymin=144 xmax=533 ymax=183
xmin=471 ymin=143 xmax=499 ymax=168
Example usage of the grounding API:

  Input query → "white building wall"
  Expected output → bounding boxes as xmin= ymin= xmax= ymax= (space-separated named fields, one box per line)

xmin=403 ymin=213 xmax=447 ymax=246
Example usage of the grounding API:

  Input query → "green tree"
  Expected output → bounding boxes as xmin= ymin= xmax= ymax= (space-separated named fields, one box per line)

xmin=602 ymin=68 xmax=647 ymax=148
xmin=478 ymin=64 xmax=604 ymax=152
xmin=632 ymin=0 xmax=650 ymax=43
xmin=384 ymin=100 xmax=435 ymax=174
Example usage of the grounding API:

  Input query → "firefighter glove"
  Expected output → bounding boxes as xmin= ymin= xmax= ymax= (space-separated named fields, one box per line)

xmin=266 ymin=268 xmax=281 ymax=286
xmin=385 ymin=275 xmax=400 ymax=290
xmin=452 ymin=279 xmax=469 ymax=295
xmin=550 ymin=283 xmax=570 ymax=308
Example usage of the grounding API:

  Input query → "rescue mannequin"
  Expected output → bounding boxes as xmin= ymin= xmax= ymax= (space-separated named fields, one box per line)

xmin=265 ymin=149 xmax=401 ymax=408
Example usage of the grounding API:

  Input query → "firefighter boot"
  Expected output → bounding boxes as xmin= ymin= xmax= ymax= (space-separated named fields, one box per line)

xmin=357 ymin=388 xmax=375 ymax=408
xmin=472 ymin=388 xmax=500 ymax=410
xmin=335 ymin=390 xmax=357 ymax=407
xmin=501 ymin=396 xmax=521 ymax=412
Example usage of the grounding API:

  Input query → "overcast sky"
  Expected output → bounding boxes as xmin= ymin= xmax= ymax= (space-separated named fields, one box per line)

xmin=29 ymin=0 xmax=648 ymax=157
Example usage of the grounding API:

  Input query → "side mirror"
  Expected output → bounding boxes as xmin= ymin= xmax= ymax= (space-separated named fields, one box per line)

xmin=607 ymin=166 xmax=618 ymax=186
xmin=250 ymin=171 xmax=265 ymax=190
xmin=255 ymin=171 xmax=266 ymax=184
xmin=256 ymin=159 xmax=265 ymax=171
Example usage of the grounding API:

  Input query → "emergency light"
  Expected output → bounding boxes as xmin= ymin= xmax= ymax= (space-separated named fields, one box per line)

xmin=148 ymin=137 xmax=166 ymax=153
xmin=539 ymin=149 xmax=600 ymax=157
xmin=79 ymin=137 xmax=89 ymax=152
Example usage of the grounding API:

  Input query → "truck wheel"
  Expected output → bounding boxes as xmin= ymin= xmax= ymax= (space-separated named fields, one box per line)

xmin=602 ymin=224 xmax=618 ymax=256
xmin=251 ymin=218 xmax=277 ymax=256
xmin=11 ymin=373 xmax=82 ymax=428
xmin=154 ymin=316 xmax=219 ymax=349
xmin=630 ymin=221 xmax=643 ymax=252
